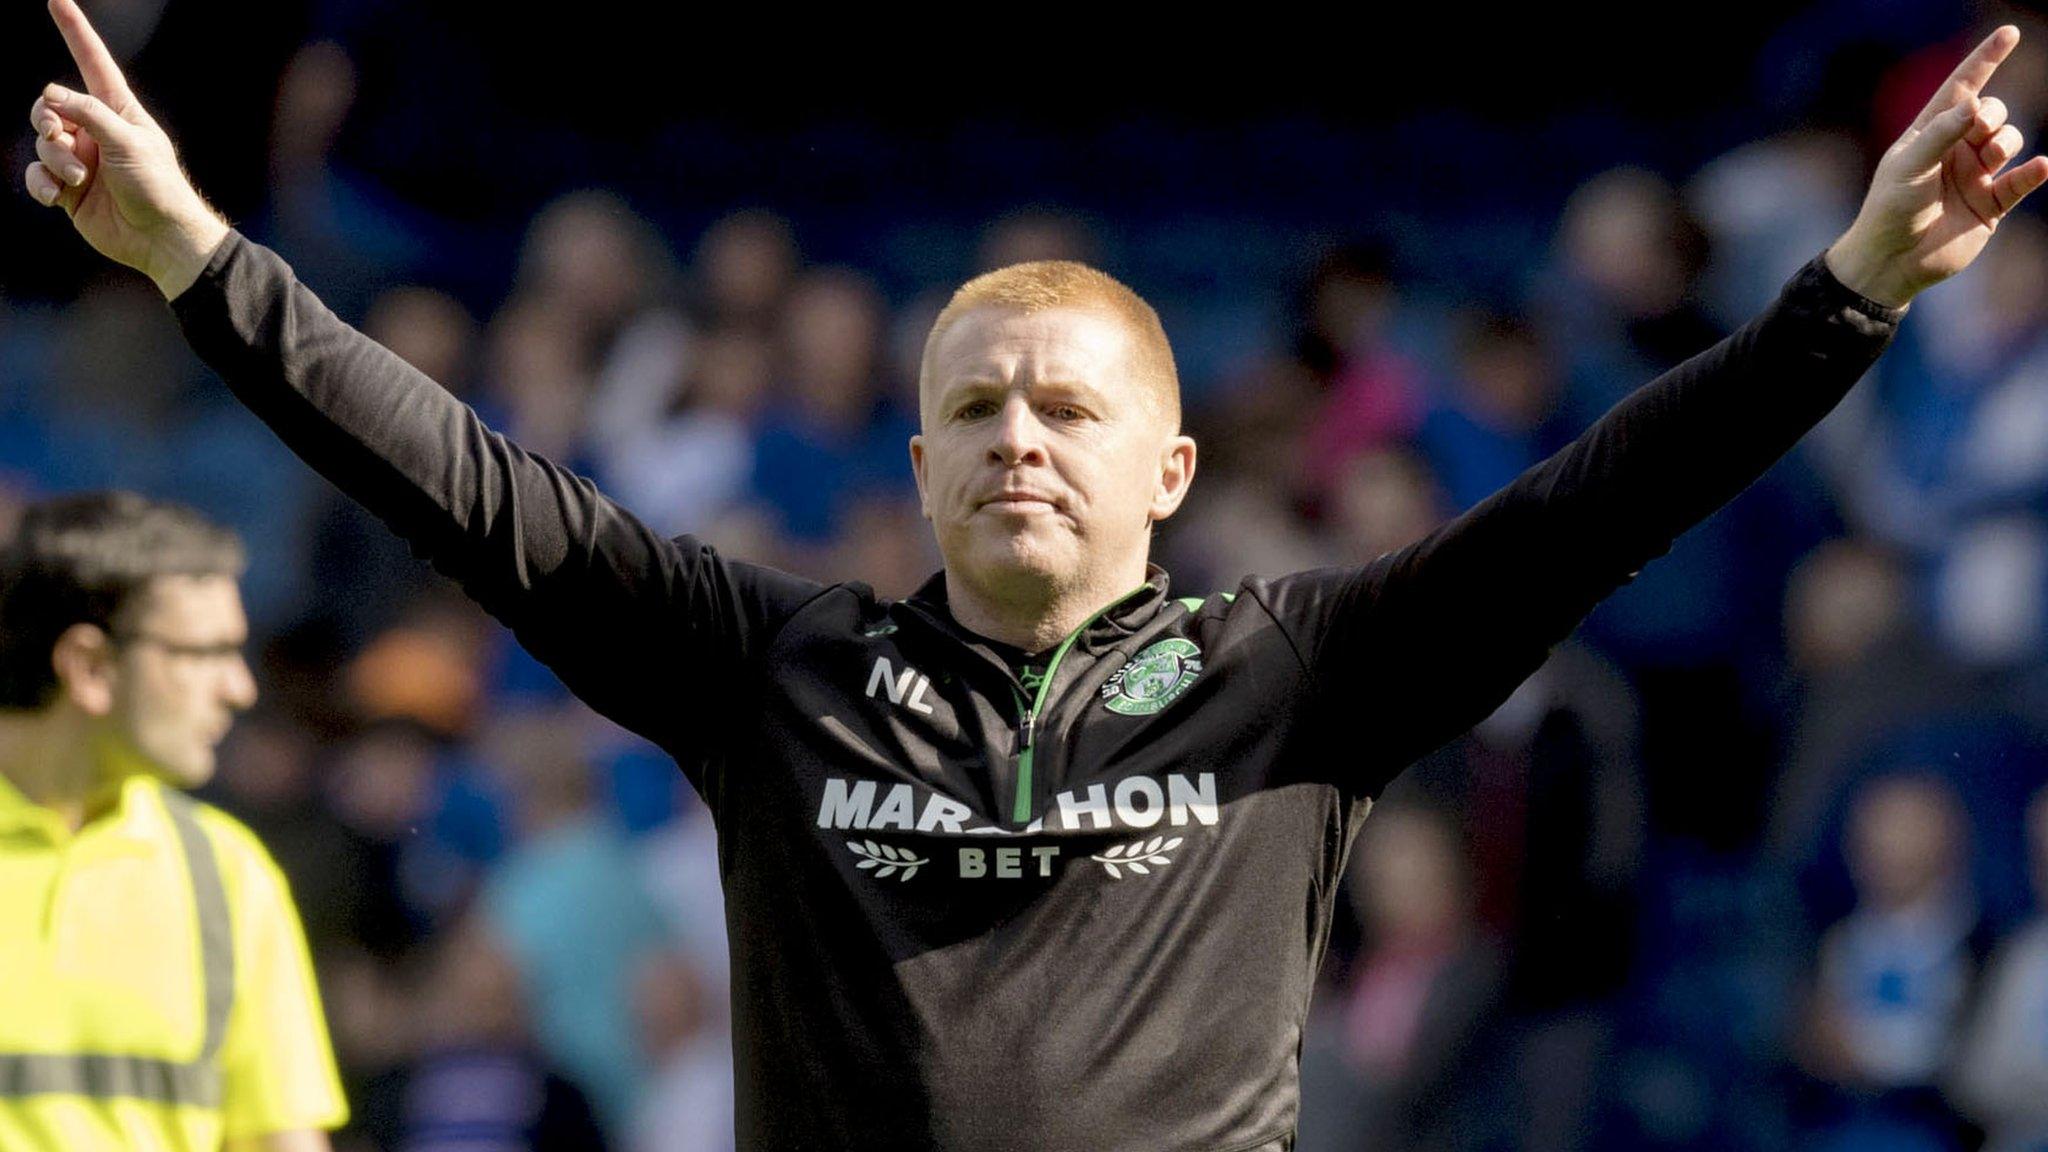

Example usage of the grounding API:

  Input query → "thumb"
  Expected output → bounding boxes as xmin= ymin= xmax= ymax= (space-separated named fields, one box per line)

xmin=1896 ymin=96 xmax=1980 ymax=174
xmin=41 ymin=83 xmax=131 ymax=151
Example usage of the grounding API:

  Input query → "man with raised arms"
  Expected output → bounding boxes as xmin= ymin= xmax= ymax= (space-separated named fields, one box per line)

xmin=23 ymin=3 xmax=2048 ymax=1146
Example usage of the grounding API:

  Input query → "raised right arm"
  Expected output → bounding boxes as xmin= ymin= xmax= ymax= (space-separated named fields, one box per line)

xmin=23 ymin=0 xmax=824 ymax=771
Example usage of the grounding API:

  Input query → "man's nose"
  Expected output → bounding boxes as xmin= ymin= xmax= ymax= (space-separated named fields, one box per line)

xmin=988 ymin=398 xmax=1047 ymax=467
xmin=221 ymin=656 xmax=258 ymax=711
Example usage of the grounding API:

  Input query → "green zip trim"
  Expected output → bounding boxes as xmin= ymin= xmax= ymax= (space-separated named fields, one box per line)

xmin=1011 ymin=583 xmax=1151 ymax=824
xmin=1010 ymin=687 xmax=1035 ymax=825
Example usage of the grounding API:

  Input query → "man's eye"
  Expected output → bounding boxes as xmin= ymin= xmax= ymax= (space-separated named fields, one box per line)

xmin=956 ymin=401 xmax=997 ymax=420
xmin=1047 ymin=404 xmax=1085 ymax=421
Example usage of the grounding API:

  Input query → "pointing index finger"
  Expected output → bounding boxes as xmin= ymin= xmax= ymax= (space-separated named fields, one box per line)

xmin=1911 ymin=25 xmax=2020 ymax=133
xmin=47 ymin=0 xmax=135 ymax=110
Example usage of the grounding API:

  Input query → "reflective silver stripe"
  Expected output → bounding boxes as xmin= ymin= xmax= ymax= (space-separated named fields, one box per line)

xmin=0 ymin=791 xmax=236 ymax=1108
xmin=0 ymin=1053 xmax=220 ymax=1108
xmin=161 ymin=791 xmax=235 ymax=1061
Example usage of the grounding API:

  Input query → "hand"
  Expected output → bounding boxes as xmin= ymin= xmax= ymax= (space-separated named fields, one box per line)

xmin=23 ymin=0 xmax=229 ymax=299
xmin=1826 ymin=25 xmax=2048 ymax=309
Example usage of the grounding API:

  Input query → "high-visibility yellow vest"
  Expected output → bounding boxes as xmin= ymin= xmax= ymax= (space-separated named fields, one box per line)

xmin=0 ymin=769 xmax=347 ymax=1150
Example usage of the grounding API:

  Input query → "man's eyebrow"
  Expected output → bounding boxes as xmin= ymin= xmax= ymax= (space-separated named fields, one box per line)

xmin=935 ymin=379 xmax=1005 ymax=405
xmin=932 ymin=376 xmax=1119 ymax=415
xmin=1035 ymin=379 xmax=1111 ymax=407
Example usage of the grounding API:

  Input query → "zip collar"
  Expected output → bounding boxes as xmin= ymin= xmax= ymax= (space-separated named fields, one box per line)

xmin=899 ymin=564 xmax=1172 ymax=658
xmin=896 ymin=565 xmax=1172 ymax=826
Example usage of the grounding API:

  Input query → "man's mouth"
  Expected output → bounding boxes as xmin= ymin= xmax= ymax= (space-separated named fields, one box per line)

xmin=981 ymin=493 xmax=1060 ymax=511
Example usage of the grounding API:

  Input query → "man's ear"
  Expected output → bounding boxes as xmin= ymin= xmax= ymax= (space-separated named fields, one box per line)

xmin=50 ymin=623 xmax=116 ymax=717
xmin=909 ymin=435 xmax=931 ymax=520
xmin=1148 ymin=435 xmax=1198 ymax=523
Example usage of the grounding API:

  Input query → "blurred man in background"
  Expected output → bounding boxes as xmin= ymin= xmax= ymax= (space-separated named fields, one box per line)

xmin=1802 ymin=773 xmax=1990 ymax=1148
xmin=348 ymin=913 xmax=609 ymax=1152
xmin=0 ymin=491 xmax=346 ymax=1150
xmin=1298 ymin=803 xmax=1504 ymax=1152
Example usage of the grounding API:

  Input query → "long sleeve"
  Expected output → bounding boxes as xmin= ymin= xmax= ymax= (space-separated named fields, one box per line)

xmin=168 ymin=231 xmax=826 ymax=779
xmin=1254 ymin=250 xmax=1906 ymax=794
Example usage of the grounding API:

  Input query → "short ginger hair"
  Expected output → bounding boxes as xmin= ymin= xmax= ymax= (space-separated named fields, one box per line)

xmin=919 ymin=260 xmax=1181 ymax=429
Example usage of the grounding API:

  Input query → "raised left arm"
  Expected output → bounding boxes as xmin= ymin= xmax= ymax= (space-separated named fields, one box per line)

xmin=1260 ymin=27 xmax=2045 ymax=791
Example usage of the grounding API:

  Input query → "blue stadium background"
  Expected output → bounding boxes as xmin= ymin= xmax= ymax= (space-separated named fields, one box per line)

xmin=7 ymin=2 xmax=2048 ymax=1149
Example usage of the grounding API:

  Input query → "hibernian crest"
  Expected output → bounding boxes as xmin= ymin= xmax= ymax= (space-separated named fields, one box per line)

xmin=1101 ymin=638 xmax=1202 ymax=716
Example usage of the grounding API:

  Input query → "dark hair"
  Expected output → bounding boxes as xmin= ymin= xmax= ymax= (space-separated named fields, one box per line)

xmin=0 ymin=492 xmax=245 ymax=709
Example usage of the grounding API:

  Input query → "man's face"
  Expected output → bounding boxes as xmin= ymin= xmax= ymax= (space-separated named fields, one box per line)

xmin=103 ymin=575 xmax=257 ymax=787
xmin=911 ymin=306 xmax=1194 ymax=602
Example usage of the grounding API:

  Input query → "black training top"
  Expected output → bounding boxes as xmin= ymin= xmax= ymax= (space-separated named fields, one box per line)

xmin=170 ymin=233 xmax=1902 ymax=1151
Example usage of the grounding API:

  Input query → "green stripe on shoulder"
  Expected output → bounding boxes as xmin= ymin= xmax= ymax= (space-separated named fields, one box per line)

xmin=1176 ymin=592 xmax=1236 ymax=612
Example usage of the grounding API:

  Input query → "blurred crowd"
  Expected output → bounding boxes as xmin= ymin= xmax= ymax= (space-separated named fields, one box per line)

xmin=8 ymin=2 xmax=2048 ymax=1150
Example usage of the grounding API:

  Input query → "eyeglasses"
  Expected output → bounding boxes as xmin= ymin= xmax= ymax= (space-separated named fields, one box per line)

xmin=110 ymin=631 xmax=248 ymax=663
